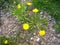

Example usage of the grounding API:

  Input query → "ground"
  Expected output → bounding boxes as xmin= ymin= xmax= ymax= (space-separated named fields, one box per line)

xmin=0 ymin=10 xmax=60 ymax=45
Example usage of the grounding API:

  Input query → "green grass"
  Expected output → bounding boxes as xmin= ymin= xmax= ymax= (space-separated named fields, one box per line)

xmin=32 ymin=0 xmax=60 ymax=32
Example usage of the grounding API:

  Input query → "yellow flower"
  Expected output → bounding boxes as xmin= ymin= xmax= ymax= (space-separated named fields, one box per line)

xmin=27 ymin=2 xmax=32 ymax=6
xmin=17 ymin=4 xmax=21 ymax=9
xmin=39 ymin=30 xmax=46 ymax=36
xmin=13 ymin=1 xmax=16 ymax=4
xmin=23 ymin=23 xmax=29 ymax=30
xmin=32 ymin=8 xmax=39 ymax=13
xmin=4 ymin=40 xmax=9 ymax=44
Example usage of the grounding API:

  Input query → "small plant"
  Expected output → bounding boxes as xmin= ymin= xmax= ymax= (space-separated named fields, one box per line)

xmin=10 ymin=1 xmax=48 ymax=35
xmin=0 ymin=1 xmax=49 ymax=45
xmin=0 ymin=36 xmax=18 ymax=45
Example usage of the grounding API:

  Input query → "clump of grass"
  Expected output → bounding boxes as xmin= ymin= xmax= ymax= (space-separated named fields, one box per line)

xmin=32 ymin=0 xmax=60 ymax=32
xmin=0 ymin=36 xmax=18 ymax=45
xmin=10 ymin=1 xmax=48 ymax=33
xmin=0 ymin=1 xmax=49 ymax=45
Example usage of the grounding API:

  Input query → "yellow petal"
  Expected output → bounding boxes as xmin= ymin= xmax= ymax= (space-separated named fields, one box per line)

xmin=27 ymin=2 xmax=32 ymax=6
xmin=17 ymin=4 xmax=21 ymax=9
xmin=32 ymin=8 xmax=39 ymax=13
xmin=4 ymin=40 xmax=8 ymax=44
xmin=23 ymin=23 xmax=29 ymax=30
xmin=39 ymin=30 xmax=46 ymax=36
xmin=13 ymin=1 xmax=16 ymax=4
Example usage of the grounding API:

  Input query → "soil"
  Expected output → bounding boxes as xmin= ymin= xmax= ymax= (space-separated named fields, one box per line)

xmin=0 ymin=10 xmax=60 ymax=45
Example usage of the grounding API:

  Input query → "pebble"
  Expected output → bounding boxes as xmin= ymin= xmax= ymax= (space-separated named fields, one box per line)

xmin=30 ymin=37 xmax=33 ymax=40
xmin=40 ymin=12 xmax=43 ymax=15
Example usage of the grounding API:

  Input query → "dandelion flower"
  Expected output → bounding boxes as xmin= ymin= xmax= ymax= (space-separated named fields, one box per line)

xmin=27 ymin=2 xmax=32 ymax=6
xmin=17 ymin=4 xmax=21 ymax=9
xmin=4 ymin=40 xmax=9 ymax=44
xmin=13 ymin=1 xmax=16 ymax=4
xmin=32 ymin=8 xmax=39 ymax=13
xmin=23 ymin=23 xmax=29 ymax=30
xmin=39 ymin=30 xmax=46 ymax=36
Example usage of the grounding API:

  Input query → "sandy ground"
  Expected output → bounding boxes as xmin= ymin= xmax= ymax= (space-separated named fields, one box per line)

xmin=0 ymin=10 xmax=60 ymax=45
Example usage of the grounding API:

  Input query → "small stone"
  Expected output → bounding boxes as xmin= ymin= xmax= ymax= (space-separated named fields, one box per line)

xmin=9 ymin=29 xmax=10 ymax=30
xmin=57 ymin=34 xmax=60 ymax=38
xmin=30 ymin=37 xmax=33 ymax=40
xmin=26 ymin=40 xmax=29 ymax=42
xmin=40 ymin=12 xmax=43 ymax=15
xmin=36 ymin=38 xmax=40 ymax=42
xmin=33 ymin=33 xmax=36 ymax=35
